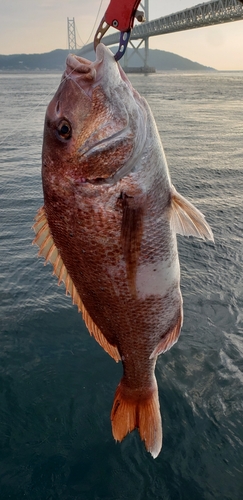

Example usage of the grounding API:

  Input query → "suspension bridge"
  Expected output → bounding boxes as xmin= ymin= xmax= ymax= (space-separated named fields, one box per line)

xmin=68 ymin=0 xmax=243 ymax=71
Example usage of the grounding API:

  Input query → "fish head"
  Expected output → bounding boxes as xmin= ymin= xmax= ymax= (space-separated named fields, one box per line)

xmin=42 ymin=44 xmax=147 ymax=191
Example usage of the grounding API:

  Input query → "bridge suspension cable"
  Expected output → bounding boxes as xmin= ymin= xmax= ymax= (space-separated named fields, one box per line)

xmin=133 ymin=0 xmax=243 ymax=39
xmin=79 ymin=0 xmax=243 ymax=56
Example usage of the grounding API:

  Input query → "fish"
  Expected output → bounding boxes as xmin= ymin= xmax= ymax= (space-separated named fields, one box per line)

xmin=33 ymin=43 xmax=214 ymax=458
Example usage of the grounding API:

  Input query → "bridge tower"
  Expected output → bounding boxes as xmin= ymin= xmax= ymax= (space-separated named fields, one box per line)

xmin=143 ymin=0 xmax=149 ymax=69
xmin=123 ymin=0 xmax=154 ymax=73
xmin=67 ymin=17 xmax=77 ymax=51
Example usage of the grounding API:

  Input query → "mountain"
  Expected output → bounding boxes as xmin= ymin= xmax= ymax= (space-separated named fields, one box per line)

xmin=0 ymin=49 xmax=70 ymax=72
xmin=0 ymin=47 xmax=215 ymax=72
xmin=134 ymin=48 xmax=215 ymax=71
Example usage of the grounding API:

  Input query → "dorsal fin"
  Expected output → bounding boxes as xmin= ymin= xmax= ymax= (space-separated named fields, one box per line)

xmin=170 ymin=185 xmax=214 ymax=241
xmin=32 ymin=206 xmax=121 ymax=363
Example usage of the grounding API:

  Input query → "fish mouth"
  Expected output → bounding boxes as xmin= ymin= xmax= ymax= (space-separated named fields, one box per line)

xmin=64 ymin=54 xmax=100 ymax=99
xmin=63 ymin=45 xmax=147 ymax=186
xmin=64 ymin=44 xmax=131 ymax=98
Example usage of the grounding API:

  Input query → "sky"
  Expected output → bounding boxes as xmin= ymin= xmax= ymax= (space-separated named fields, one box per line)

xmin=0 ymin=0 xmax=243 ymax=70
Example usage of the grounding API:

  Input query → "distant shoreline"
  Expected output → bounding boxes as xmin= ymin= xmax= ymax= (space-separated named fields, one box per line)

xmin=2 ymin=69 xmax=243 ymax=75
xmin=0 ymin=47 xmax=217 ymax=72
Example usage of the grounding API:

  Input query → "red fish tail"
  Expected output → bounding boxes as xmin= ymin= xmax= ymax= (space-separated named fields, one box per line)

xmin=111 ymin=378 xmax=162 ymax=458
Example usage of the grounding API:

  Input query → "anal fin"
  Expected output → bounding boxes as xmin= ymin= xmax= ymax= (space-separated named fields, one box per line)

xmin=32 ymin=206 xmax=121 ymax=363
xmin=150 ymin=309 xmax=183 ymax=359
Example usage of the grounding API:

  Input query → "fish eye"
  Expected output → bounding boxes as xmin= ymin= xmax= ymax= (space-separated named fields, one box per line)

xmin=57 ymin=120 xmax=72 ymax=140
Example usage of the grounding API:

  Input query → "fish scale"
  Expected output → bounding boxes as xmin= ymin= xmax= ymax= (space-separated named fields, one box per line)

xmin=33 ymin=43 xmax=213 ymax=458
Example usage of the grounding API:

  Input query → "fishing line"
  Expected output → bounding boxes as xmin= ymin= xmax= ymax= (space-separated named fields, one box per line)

xmin=72 ymin=0 xmax=105 ymax=49
xmin=71 ymin=0 xmax=104 ymax=50
xmin=82 ymin=0 xmax=104 ymax=47
xmin=75 ymin=24 xmax=86 ymax=49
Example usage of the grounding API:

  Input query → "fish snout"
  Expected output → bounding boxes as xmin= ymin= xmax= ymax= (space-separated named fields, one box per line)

xmin=65 ymin=54 xmax=97 ymax=87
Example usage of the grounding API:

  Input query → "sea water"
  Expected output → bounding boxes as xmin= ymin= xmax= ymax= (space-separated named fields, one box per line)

xmin=0 ymin=70 xmax=243 ymax=499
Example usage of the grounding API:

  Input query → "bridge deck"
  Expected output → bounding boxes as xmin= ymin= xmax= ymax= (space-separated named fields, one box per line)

xmin=79 ymin=0 xmax=243 ymax=56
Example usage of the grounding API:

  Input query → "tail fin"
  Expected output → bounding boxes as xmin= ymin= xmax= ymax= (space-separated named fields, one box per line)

xmin=111 ymin=379 xmax=162 ymax=458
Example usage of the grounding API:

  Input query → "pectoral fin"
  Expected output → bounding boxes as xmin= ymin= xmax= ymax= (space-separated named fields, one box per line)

xmin=32 ymin=206 xmax=120 ymax=362
xmin=170 ymin=185 xmax=214 ymax=241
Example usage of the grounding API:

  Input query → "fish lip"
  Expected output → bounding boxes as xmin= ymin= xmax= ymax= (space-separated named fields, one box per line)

xmin=64 ymin=44 xmax=124 ymax=97
xmin=63 ymin=54 xmax=103 ymax=98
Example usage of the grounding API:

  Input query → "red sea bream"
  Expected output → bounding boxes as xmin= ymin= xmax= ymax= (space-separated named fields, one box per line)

xmin=33 ymin=44 xmax=214 ymax=458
